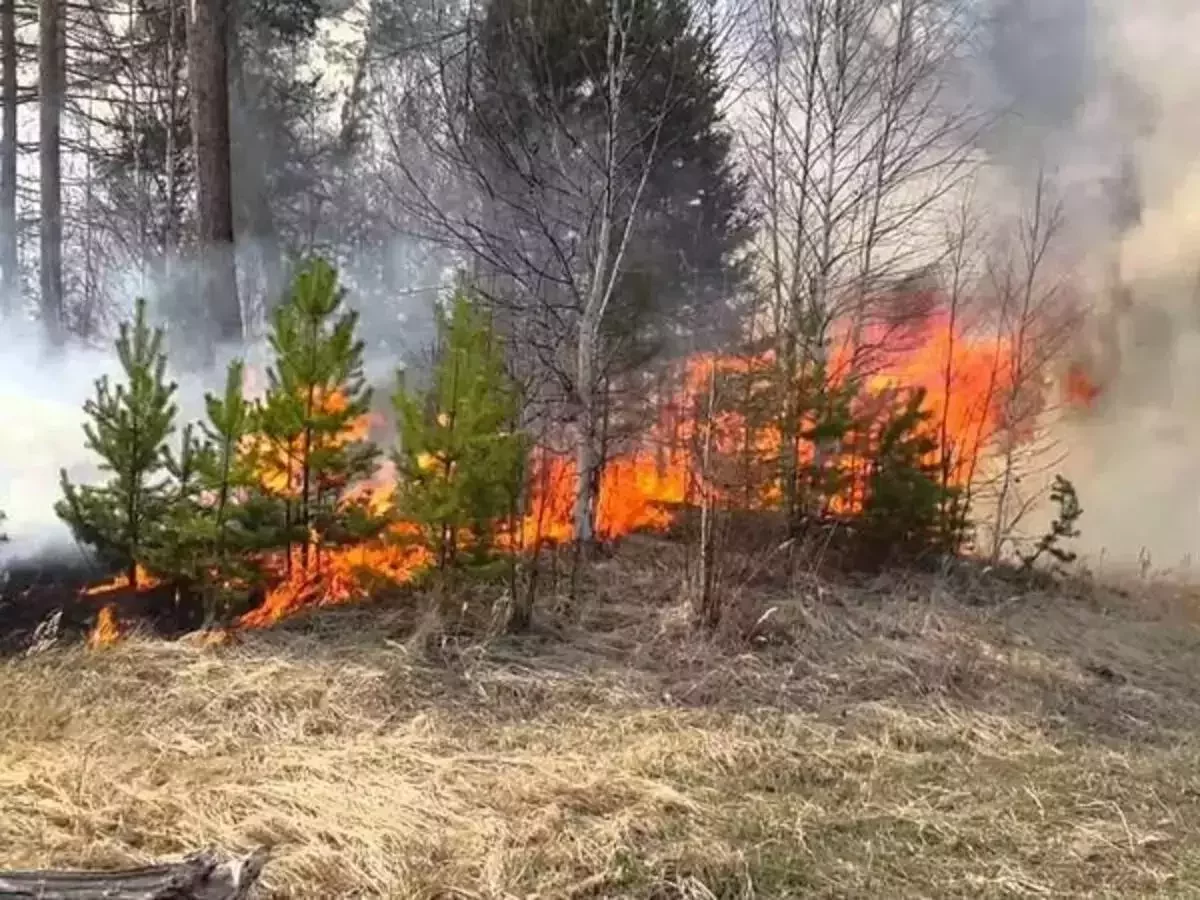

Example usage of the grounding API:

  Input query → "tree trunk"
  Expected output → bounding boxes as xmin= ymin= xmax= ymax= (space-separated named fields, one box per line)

xmin=228 ymin=35 xmax=285 ymax=329
xmin=0 ymin=848 xmax=268 ymax=899
xmin=0 ymin=0 xmax=17 ymax=311
xmin=188 ymin=0 xmax=241 ymax=346
xmin=572 ymin=325 xmax=597 ymax=550
xmin=163 ymin=0 xmax=181 ymax=264
xmin=695 ymin=359 xmax=719 ymax=630
xmin=38 ymin=0 xmax=63 ymax=344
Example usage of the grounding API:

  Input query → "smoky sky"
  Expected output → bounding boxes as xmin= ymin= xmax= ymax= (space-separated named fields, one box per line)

xmin=957 ymin=0 xmax=1163 ymax=248
xmin=980 ymin=0 xmax=1094 ymax=151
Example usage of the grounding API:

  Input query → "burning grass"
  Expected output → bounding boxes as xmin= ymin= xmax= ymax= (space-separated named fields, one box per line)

xmin=4 ymin=539 xmax=1200 ymax=897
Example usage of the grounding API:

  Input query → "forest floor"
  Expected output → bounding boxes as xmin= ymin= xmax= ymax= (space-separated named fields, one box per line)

xmin=4 ymin=537 xmax=1200 ymax=898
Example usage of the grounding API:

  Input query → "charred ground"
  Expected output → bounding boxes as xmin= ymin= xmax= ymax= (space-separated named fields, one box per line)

xmin=0 ymin=552 xmax=229 ymax=655
xmin=3 ymin=536 xmax=1200 ymax=897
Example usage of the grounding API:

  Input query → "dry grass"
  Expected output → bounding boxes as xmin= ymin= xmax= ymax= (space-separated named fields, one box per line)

xmin=5 ymin=539 xmax=1200 ymax=898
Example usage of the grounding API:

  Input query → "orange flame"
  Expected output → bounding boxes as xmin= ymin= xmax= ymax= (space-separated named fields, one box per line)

xmin=1064 ymin=361 xmax=1102 ymax=408
xmin=81 ymin=298 xmax=1027 ymax=635
xmin=88 ymin=604 xmax=120 ymax=649
xmin=82 ymin=563 xmax=160 ymax=597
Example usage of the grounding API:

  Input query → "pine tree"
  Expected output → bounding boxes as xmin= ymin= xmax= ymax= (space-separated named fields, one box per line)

xmin=257 ymin=257 xmax=385 ymax=574
xmin=858 ymin=388 xmax=957 ymax=566
xmin=1020 ymin=474 xmax=1083 ymax=572
xmin=149 ymin=360 xmax=283 ymax=623
xmin=392 ymin=287 xmax=525 ymax=573
xmin=56 ymin=297 xmax=178 ymax=586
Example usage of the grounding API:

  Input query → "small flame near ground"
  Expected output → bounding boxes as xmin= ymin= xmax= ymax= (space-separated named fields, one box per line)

xmin=78 ymin=308 xmax=1047 ymax=647
xmin=87 ymin=604 xmax=120 ymax=649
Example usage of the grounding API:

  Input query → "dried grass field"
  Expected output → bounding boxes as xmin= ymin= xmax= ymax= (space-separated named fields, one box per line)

xmin=4 ymin=539 xmax=1200 ymax=898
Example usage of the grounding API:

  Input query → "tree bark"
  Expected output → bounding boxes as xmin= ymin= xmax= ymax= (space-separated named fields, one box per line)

xmin=0 ymin=848 xmax=269 ymax=899
xmin=38 ymin=0 xmax=63 ymax=344
xmin=188 ymin=0 xmax=242 ymax=346
xmin=572 ymin=326 xmax=597 ymax=549
xmin=0 ymin=0 xmax=16 ymax=311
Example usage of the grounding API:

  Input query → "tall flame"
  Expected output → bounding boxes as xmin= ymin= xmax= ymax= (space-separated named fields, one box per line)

xmin=82 ymin=300 xmax=1037 ymax=642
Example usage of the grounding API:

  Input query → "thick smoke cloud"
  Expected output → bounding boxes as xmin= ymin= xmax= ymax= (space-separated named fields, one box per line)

xmin=975 ymin=0 xmax=1200 ymax=567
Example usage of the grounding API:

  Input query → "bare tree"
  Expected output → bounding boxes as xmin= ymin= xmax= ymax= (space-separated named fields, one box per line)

xmin=383 ymin=0 xmax=717 ymax=550
xmin=932 ymin=183 xmax=982 ymax=545
xmin=738 ymin=0 xmax=976 ymax=524
xmin=979 ymin=168 xmax=1078 ymax=561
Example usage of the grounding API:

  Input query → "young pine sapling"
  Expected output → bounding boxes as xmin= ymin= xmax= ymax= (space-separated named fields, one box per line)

xmin=1020 ymin=474 xmax=1083 ymax=572
xmin=392 ymin=287 xmax=526 ymax=575
xmin=150 ymin=360 xmax=282 ymax=624
xmin=56 ymin=297 xmax=178 ymax=588
xmin=256 ymin=258 xmax=385 ymax=575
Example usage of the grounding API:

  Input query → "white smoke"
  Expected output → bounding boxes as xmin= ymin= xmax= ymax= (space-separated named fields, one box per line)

xmin=971 ymin=0 xmax=1200 ymax=568
xmin=0 ymin=240 xmax=442 ymax=566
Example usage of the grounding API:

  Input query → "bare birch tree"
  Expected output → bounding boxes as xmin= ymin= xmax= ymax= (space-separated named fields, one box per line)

xmin=738 ymin=0 xmax=976 ymax=525
xmin=383 ymin=0 xmax=742 ymax=550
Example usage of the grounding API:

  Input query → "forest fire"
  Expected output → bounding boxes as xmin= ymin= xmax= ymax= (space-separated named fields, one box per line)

xmin=76 ymin=305 xmax=1025 ymax=646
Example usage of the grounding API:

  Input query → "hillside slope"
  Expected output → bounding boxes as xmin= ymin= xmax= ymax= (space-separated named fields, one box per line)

xmin=3 ymin=541 xmax=1200 ymax=898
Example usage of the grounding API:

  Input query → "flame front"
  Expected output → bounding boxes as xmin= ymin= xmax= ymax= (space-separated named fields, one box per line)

xmin=81 ymin=300 xmax=1038 ymax=638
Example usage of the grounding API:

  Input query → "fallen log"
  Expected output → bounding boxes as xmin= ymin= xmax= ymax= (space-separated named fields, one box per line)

xmin=0 ymin=847 xmax=269 ymax=899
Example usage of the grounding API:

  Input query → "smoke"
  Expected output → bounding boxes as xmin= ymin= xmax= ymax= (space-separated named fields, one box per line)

xmin=0 ymin=308 xmax=250 ymax=564
xmin=973 ymin=0 xmax=1200 ymax=567
xmin=0 ymin=236 xmax=442 ymax=567
xmin=0 ymin=327 xmax=117 ymax=563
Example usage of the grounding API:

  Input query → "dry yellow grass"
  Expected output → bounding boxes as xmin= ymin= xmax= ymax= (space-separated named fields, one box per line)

xmin=5 ymin=540 xmax=1200 ymax=898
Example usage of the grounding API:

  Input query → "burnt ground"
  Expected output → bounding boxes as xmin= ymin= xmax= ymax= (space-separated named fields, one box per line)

xmin=0 ymin=555 xmax=205 ymax=656
xmin=0 ymin=556 xmax=100 ymax=654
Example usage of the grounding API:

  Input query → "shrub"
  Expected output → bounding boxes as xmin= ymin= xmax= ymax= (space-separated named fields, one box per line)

xmin=1020 ymin=474 xmax=1082 ymax=572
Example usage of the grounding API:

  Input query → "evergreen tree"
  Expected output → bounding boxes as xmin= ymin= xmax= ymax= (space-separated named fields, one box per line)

xmin=858 ymin=388 xmax=958 ymax=566
xmin=149 ymin=360 xmax=283 ymax=624
xmin=1020 ymin=474 xmax=1083 ymax=572
xmin=257 ymin=257 xmax=385 ymax=573
xmin=56 ymin=297 xmax=178 ymax=587
xmin=392 ymin=287 xmax=526 ymax=572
